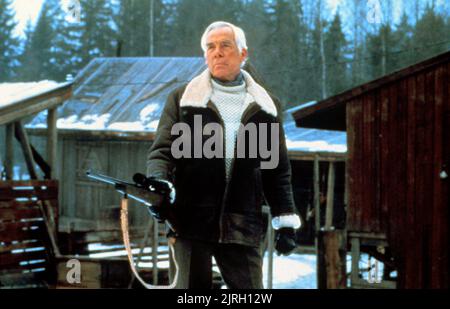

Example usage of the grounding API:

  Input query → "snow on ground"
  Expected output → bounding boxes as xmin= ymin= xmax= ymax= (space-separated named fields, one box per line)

xmin=262 ymin=253 xmax=317 ymax=289
xmin=88 ymin=243 xmax=318 ymax=289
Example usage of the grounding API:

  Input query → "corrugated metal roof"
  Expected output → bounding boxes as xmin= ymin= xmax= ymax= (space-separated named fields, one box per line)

xmin=283 ymin=105 xmax=346 ymax=153
xmin=25 ymin=57 xmax=346 ymax=153
xmin=27 ymin=57 xmax=206 ymax=132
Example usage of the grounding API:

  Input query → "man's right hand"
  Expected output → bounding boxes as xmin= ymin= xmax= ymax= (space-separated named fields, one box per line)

xmin=147 ymin=179 xmax=175 ymax=222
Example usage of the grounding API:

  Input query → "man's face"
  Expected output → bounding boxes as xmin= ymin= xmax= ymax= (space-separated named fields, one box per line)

xmin=205 ymin=27 xmax=247 ymax=81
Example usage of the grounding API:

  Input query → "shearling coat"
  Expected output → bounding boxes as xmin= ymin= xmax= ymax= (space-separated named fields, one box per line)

xmin=146 ymin=69 xmax=298 ymax=247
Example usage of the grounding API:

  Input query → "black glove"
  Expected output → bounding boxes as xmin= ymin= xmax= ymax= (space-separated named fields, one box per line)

xmin=275 ymin=228 xmax=297 ymax=256
xmin=146 ymin=179 xmax=175 ymax=223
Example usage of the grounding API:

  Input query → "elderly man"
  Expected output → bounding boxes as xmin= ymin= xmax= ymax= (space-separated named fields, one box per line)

xmin=146 ymin=21 xmax=301 ymax=289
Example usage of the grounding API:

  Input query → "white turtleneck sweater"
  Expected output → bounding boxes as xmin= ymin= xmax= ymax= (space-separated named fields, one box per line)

xmin=210 ymin=79 xmax=249 ymax=182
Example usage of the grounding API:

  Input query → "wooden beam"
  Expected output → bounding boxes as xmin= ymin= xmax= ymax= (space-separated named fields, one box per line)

xmin=314 ymin=155 xmax=321 ymax=235
xmin=344 ymin=158 xmax=348 ymax=210
xmin=13 ymin=123 xmax=51 ymax=178
xmin=288 ymin=150 xmax=347 ymax=162
xmin=313 ymin=155 xmax=321 ymax=288
xmin=30 ymin=144 xmax=51 ymax=179
xmin=28 ymin=127 xmax=156 ymax=142
xmin=0 ymin=83 xmax=71 ymax=126
xmin=152 ymin=221 xmax=159 ymax=285
xmin=266 ymin=207 xmax=274 ymax=289
xmin=14 ymin=121 xmax=38 ymax=179
xmin=5 ymin=123 xmax=14 ymax=180
xmin=47 ymin=107 xmax=58 ymax=179
xmin=325 ymin=162 xmax=335 ymax=230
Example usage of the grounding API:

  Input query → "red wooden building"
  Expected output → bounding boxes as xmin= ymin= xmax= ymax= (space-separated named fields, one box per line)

xmin=293 ymin=51 xmax=449 ymax=288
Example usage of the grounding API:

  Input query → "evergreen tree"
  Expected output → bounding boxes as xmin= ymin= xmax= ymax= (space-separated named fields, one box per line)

xmin=16 ymin=0 xmax=75 ymax=81
xmin=115 ymin=0 xmax=146 ymax=56
xmin=342 ymin=0 xmax=367 ymax=87
xmin=366 ymin=23 xmax=396 ymax=79
xmin=22 ymin=0 xmax=55 ymax=81
xmin=412 ymin=3 xmax=448 ymax=62
xmin=263 ymin=0 xmax=305 ymax=107
xmin=50 ymin=1 xmax=84 ymax=81
xmin=116 ymin=0 xmax=174 ymax=57
xmin=309 ymin=16 xmax=328 ymax=101
xmin=170 ymin=0 xmax=241 ymax=57
xmin=153 ymin=0 xmax=178 ymax=56
xmin=238 ymin=0 xmax=271 ymax=87
xmin=0 ymin=0 xmax=19 ymax=81
xmin=324 ymin=11 xmax=348 ymax=96
xmin=79 ymin=0 xmax=116 ymax=65
xmin=391 ymin=13 xmax=414 ymax=71
xmin=16 ymin=19 xmax=35 ymax=81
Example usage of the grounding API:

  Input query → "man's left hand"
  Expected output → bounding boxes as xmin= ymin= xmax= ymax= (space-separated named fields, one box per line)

xmin=275 ymin=228 xmax=297 ymax=256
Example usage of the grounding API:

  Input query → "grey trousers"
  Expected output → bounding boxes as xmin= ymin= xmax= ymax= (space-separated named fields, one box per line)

xmin=168 ymin=237 xmax=264 ymax=289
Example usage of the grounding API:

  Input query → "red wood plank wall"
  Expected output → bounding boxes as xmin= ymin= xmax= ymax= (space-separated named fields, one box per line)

xmin=346 ymin=62 xmax=449 ymax=288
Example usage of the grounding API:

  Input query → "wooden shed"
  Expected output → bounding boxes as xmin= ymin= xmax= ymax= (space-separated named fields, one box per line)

xmin=293 ymin=50 xmax=450 ymax=288
xmin=0 ymin=81 xmax=71 ymax=287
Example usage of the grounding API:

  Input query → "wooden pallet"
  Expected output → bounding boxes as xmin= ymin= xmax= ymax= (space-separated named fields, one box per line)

xmin=0 ymin=180 xmax=58 ymax=288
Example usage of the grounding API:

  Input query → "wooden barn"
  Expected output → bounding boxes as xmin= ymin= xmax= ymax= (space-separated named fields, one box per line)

xmin=293 ymin=50 xmax=450 ymax=288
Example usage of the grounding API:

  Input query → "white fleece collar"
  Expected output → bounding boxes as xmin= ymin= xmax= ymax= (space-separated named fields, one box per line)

xmin=180 ymin=69 xmax=277 ymax=117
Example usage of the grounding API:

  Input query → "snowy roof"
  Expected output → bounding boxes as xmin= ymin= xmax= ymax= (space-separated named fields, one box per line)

xmin=27 ymin=57 xmax=206 ymax=132
xmin=284 ymin=104 xmax=347 ymax=153
xmin=0 ymin=81 xmax=72 ymax=126
xmin=0 ymin=80 xmax=61 ymax=108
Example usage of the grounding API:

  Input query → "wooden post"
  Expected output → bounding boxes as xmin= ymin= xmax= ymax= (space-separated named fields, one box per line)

xmin=344 ymin=158 xmax=349 ymax=208
xmin=47 ymin=107 xmax=58 ymax=179
xmin=15 ymin=121 xmax=38 ymax=179
xmin=152 ymin=221 xmax=159 ymax=284
xmin=266 ymin=210 xmax=274 ymax=289
xmin=350 ymin=237 xmax=360 ymax=286
xmin=323 ymin=230 xmax=346 ymax=288
xmin=313 ymin=154 xmax=322 ymax=288
xmin=314 ymin=155 xmax=321 ymax=234
xmin=5 ymin=123 xmax=14 ymax=179
xmin=317 ymin=230 xmax=325 ymax=289
xmin=325 ymin=162 xmax=335 ymax=229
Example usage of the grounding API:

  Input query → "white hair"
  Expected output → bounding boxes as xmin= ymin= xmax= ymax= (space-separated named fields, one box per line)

xmin=200 ymin=21 xmax=248 ymax=56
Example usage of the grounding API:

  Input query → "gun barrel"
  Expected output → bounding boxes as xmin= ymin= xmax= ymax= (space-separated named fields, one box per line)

xmin=86 ymin=170 xmax=131 ymax=186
